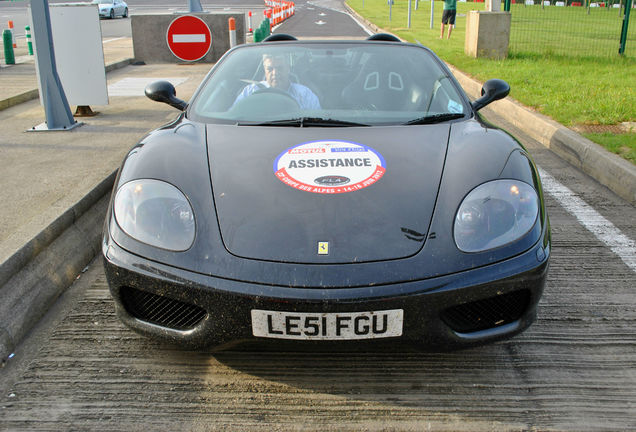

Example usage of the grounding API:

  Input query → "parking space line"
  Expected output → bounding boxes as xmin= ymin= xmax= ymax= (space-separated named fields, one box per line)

xmin=539 ymin=168 xmax=636 ymax=273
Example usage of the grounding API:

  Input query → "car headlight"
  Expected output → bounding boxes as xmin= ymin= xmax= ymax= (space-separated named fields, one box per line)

xmin=454 ymin=179 xmax=539 ymax=253
xmin=114 ymin=179 xmax=195 ymax=251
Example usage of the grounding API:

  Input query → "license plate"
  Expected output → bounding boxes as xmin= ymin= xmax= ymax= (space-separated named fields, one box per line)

xmin=251 ymin=309 xmax=403 ymax=340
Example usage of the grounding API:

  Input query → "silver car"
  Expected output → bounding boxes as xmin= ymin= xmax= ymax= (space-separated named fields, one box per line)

xmin=93 ymin=0 xmax=128 ymax=19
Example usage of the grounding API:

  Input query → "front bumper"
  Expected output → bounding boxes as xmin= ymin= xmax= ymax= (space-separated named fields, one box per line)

xmin=103 ymin=239 xmax=549 ymax=351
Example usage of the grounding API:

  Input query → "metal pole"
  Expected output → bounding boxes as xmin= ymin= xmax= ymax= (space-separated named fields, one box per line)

xmin=188 ymin=0 xmax=203 ymax=13
xmin=619 ymin=0 xmax=632 ymax=54
xmin=430 ymin=0 xmax=435 ymax=29
xmin=408 ymin=0 xmax=412 ymax=28
xmin=29 ymin=0 xmax=78 ymax=131
xmin=389 ymin=0 xmax=393 ymax=21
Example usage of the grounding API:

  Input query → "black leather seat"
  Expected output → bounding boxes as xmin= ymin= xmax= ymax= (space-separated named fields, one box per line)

xmin=341 ymin=56 xmax=424 ymax=111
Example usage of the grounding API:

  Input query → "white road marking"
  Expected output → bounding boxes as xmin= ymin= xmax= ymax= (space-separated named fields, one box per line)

xmin=339 ymin=6 xmax=374 ymax=35
xmin=102 ymin=37 xmax=126 ymax=44
xmin=172 ymin=34 xmax=206 ymax=43
xmin=107 ymin=77 xmax=187 ymax=97
xmin=539 ymin=168 xmax=636 ymax=273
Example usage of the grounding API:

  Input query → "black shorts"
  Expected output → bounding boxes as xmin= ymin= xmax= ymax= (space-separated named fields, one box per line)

xmin=442 ymin=9 xmax=456 ymax=25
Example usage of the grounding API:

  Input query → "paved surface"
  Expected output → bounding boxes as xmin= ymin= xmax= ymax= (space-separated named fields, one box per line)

xmin=0 ymin=37 xmax=207 ymax=262
xmin=0 ymin=3 xmax=635 ymax=431
xmin=1 ymin=114 xmax=635 ymax=430
xmin=0 ymin=37 xmax=212 ymax=360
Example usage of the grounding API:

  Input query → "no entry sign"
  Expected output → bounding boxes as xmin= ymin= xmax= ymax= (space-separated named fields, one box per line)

xmin=166 ymin=15 xmax=212 ymax=62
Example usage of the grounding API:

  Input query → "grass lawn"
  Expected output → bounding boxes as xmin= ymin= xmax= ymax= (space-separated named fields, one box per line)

xmin=584 ymin=132 xmax=636 ymax=164
xmin=346 ymin=0 xmax=635 ymax=164
xmin=507 ymin=4 xmax=635 ymax=58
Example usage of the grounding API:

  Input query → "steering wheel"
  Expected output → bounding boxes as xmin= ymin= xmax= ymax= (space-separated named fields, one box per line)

xmin=252 ymin=87 xmax=300 ymax=108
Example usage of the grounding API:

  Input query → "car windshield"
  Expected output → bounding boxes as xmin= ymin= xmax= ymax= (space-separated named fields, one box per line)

xmin=189 ymin=42 xmax=468 ymax=126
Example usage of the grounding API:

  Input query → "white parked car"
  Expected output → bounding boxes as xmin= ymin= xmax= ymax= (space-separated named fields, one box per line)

xmin=93 ymin=0 xmax=128 ymax=19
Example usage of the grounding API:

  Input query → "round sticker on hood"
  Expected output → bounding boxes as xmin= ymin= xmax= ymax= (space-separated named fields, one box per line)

xmin=274 ymin=140 xmax=386 ymax=194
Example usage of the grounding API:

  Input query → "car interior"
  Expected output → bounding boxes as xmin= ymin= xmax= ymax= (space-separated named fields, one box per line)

xmin=191 ymin=41 xmax=465 ymax=124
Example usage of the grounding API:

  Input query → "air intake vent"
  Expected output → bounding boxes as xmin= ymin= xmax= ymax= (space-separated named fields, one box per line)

xmin=120 ymin=287 xmax=207 ymax=331
xmin=442 ymin=290 xmax=531 ymax=333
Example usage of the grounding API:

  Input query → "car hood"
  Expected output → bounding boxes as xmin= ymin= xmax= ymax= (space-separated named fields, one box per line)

xmin=207 ymin=124 xmax=449 ymax=264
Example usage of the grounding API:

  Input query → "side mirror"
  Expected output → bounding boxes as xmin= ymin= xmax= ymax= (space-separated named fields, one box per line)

xmin=471 ymin=79 xmax=510 ymax=112
xmin=144 ymin=80 xmax=187 ymax=111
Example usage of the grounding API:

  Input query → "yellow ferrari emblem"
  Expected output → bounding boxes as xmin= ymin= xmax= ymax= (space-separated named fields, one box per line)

xmin=318 ymin=242 xmax=329 ymax=255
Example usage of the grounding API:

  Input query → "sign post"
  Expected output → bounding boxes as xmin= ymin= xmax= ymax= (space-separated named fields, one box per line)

xmin=166 ymin=15 xmax=212 ymax=62
xmin=188 ymin=0 xmax=203 ymax=13
xmin=29 ymin=0 xmax=80 ymax=131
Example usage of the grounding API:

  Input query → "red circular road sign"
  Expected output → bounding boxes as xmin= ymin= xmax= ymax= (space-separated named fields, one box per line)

xmin=166 ymin=15 xmax=212 ymax=62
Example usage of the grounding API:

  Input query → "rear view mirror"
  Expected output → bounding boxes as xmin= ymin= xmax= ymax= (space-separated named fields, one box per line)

xmin=145 ymin=81 xmax=187 ymax=111
xmin=471 ymin=79 xmax=510 ymax=112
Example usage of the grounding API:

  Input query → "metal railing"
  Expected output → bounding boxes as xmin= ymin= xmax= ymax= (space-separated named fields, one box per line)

xmin=503 ymin=0 xmax=634 ymax=57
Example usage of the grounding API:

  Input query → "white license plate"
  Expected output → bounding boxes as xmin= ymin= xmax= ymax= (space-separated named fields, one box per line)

xmin=251 ymin=309 xmax=403 ymax=340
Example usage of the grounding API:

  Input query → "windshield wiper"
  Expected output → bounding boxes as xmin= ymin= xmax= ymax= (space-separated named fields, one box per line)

xmin=237 ymin=117 xmax=369 ymax=127
xmin=403 ymin=113 xmax=465 ymax=125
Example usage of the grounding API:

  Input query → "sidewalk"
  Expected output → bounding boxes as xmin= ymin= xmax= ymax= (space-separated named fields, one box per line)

xmin=0 ymin=37 xmax=212 ymax=360
xmin=0 ymin=37 xmax=134 ymax=109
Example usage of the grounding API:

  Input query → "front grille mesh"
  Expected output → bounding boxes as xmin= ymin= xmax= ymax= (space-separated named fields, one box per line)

xmin=120 ymin=287 xmax=207 ymax=331
xmin=441 ymin=289 xmax=531 ymax=333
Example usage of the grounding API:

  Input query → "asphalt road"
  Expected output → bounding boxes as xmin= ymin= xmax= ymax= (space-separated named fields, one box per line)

xmin=0 ymin=0 xmax=367 ymax=40
xmin=1 ymin=1 xmax=635 ymax=431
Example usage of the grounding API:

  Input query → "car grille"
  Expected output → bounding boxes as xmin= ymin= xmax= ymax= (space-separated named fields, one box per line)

xmin=119 ymin=287 xmax=207 ymax=331
xmin=441 ymin=289 xmax=531 ymax=333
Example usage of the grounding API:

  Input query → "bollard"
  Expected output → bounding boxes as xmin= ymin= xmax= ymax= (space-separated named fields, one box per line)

xmin=8 ymin=20 xmax=16 ymax=48
xmin=260 ymin=19 xmax=270 ymax=37
xmin=25 ymin=25 xmax=33 ymax=55
xmin=248 ymin=11 xmax=253 ymax=33
xmin=228 ymin=17 xmax=237 ymax=48
xmin=266 ymin=9 xmax=272 ymax=29
xmin=3 ymin=29 xmax=15 ymax=65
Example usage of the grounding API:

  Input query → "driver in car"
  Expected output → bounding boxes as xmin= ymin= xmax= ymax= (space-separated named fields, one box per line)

xmin=233 ymin=54 xmax=321 ymax=110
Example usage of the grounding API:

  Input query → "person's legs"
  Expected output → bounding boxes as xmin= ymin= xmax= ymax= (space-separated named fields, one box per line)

xmin=441 ymin=9 xmax=450 ymax=39
xmin=446 ymin=10 xmax=456 ymax=39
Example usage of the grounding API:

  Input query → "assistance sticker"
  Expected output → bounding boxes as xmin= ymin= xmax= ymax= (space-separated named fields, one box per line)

xmin=273 ymin=140 xmax=386 ymax=194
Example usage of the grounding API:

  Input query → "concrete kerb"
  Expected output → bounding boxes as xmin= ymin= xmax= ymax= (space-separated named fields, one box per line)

xmin=345 ymin=3 xmax=635 ymax=206
xmin=0 ymin=171 xmax=117 ymax=363
xmin=0 ymin=89 xmax=39 ymax=112
xmin=0 ymin=56 xmax=133 ymax=362
xmin=448 ymin=65 xmax=636 ymax=206
xmin=0 ymin=58 xmax=132 ymax=113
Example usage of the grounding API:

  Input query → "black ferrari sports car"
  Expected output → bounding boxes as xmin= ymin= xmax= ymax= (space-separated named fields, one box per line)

xmin=102 ymin=34 xmax=550 ymax=350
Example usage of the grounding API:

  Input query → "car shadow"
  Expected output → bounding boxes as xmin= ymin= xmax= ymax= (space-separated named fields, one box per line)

xmin=150 ymin=335 xmax=537 ymax=429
